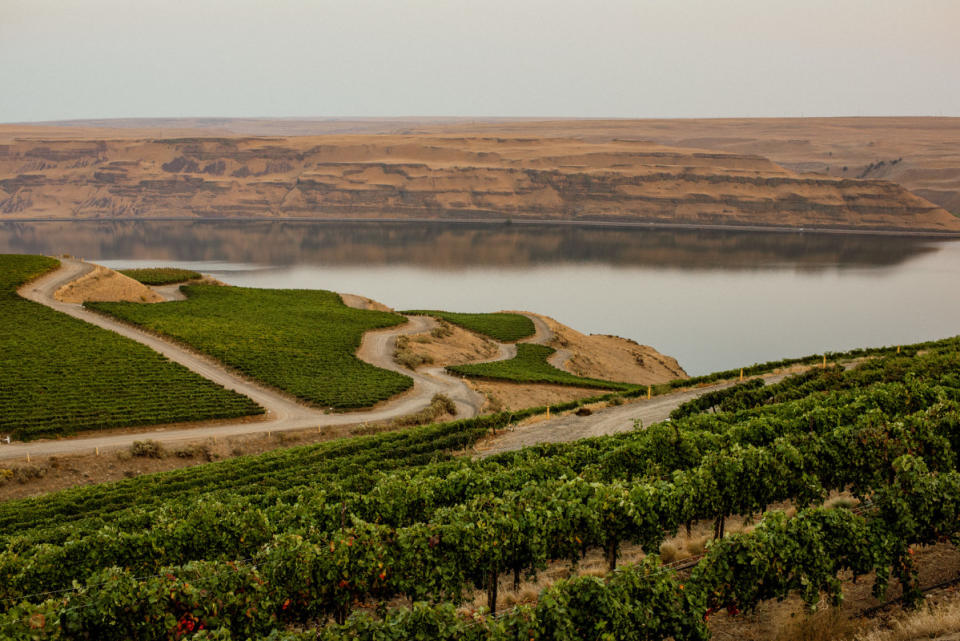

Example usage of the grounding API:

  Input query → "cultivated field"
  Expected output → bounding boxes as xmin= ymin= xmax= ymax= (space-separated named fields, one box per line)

xmin=449 ymin=343 xmax=636 ymax=390
xmin=87 ymin=284 xmax=414 ymax=409
xmin=0 ymin=255 xmax=263 ymax=440
xmin=402 ymin=310 xmax=535 ymax=342
xmin=2 ymin=333 xmax=959 ymax=639
xmin=119 ymin=267 xmax=201 ymax=285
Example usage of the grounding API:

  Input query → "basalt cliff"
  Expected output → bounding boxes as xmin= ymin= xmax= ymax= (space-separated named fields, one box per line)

xmin=1 ymin=129 xmax=958 ymax=233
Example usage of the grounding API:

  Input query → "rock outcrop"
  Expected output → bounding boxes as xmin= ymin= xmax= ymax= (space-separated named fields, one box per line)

xmin=1 ymin=131 xmax=958 ymax=233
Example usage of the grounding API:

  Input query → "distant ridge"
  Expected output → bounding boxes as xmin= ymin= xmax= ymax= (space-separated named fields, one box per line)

xmin=1 ymin=121 xmax=958 ymax=234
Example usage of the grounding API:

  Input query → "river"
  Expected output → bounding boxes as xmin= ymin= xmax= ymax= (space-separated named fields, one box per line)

xmin=2 ymin=220 xmax=958 ymax=375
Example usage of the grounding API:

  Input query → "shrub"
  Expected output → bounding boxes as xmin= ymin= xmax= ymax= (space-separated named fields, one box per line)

xmin=130 ymin=440 xmax=165 ymax=458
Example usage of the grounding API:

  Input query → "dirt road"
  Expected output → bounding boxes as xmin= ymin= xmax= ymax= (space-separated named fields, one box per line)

xmin=2 ymin=259 xmax=510 ymax=459
xmin=511 ymin=311 xmax=573 ymax=370
xmin=355 ymin=314 xmax=494 ymax=417
xmin=5 ymin=260 xmax=786 ymax=462
xmin=479 ymin=372 xmax=791 ymax=456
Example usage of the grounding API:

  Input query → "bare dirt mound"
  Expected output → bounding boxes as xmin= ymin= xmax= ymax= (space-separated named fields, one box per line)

xmin=339 ymin=292 xmax=393 ymax=312
xmin=529 ymin=312 xmax=687 ymax=385
xmin=54 ymin=265 xmax=164 ymax=303
xmin=402 ymin=321 xmax=501 ymax=368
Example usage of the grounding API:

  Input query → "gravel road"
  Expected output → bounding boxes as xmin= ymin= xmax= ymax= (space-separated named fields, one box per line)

xmin=4 ymin=260 xmax=787 ymax=462
xmin=2 ymin=260 xmax=513 ymax=459
xmin=479 ymin=372 xmax=790 ymax=456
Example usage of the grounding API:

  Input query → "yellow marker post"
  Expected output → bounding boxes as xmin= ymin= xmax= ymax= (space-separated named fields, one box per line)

xmin=739 ymin=368 xmax=744 ymax=382
xmin=822 ymin=354 xmax=827 ymax=369
xmin=318 ymin=425 xmax=322 ymax=433
xmin=897 ymin=345 xmax=901 ymax=354
xmin=95 ymin=447 xmax=99 ymax=457
xmin=647 ymin=385 xmax=652 ymax=400
xmin=546 ymin=406 xmax=550 ymax=419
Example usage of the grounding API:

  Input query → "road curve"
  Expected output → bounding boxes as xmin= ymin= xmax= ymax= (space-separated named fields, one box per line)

xmin=355 ymin=314 xmax=495 ymax=418
xmin=5 ymin=261 xmax=796 ymax=462
xmin=514 ymin=311 xmax=574 ymax=371
xmin=1 ymin=259 xmax=508 ymax=459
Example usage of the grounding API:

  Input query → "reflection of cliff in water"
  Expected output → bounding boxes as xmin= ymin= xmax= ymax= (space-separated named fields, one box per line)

xmin=0 ymin=221 xmax=943 ymax=271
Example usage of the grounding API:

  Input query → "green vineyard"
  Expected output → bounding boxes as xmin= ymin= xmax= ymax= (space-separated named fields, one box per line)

xmin=119 ymin=267 xmax=202 ymax=285
xmin=2 ymin=331 xmax=960 ymax=639
xmin=449 ymin=343 xmax=636 ymax=390
xmin=0 ymin=255 xmax=263 ymax=440
xmin=401 ymin=310 xmax=536 ymax=342
xmin=88 ymin=284 xmax=414 ymax=409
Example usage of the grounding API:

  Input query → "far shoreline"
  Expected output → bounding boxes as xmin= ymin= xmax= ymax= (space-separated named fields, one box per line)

xmin=3 ymin=215 xmax=960 ymax=239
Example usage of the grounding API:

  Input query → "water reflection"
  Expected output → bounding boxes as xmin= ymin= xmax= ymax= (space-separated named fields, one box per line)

xmin=1 ymin=220 xmax=957 ymax=375
xmin=0 ymin=220 xmax=941 ymax=272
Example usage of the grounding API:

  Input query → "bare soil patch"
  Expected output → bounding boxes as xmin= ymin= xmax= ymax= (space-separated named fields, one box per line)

xmin=403 ymin=322 xmax=501 ymax=368
xmin=54 ymin=264 xmax=163 ymax=303
xmin=468 ymin=379 xmax=601 ymax=412
xmin=529 ymin=312 xmax=688 ymax=384
xmin=340 ymin=292 xmax=393 ymax=312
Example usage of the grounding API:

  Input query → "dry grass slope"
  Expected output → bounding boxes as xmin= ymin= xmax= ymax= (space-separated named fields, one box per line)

xmin=1 ymin=121 xmax=957 ymax=233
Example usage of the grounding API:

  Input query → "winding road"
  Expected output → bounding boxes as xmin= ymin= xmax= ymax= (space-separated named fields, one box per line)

xmin=2 ymin=259 xmax=788 ymax=461
xmin=1 ymin=259 xmax=514 ymax=459
xmin=515 ymin=312 xmax=574 ymax=371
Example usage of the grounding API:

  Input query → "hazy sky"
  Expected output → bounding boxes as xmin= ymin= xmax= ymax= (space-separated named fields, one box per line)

xmin=2 ymin=0 xmax=958 ymax=122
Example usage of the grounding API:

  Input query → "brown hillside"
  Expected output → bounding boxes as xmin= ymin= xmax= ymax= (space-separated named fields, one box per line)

xmin=1 ymin=125 xmax=957 ymax=233
xmin=415 ymin=117 xmax=960 ymax=221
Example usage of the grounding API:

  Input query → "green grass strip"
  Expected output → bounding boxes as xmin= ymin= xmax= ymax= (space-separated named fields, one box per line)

xmin=89 ymin=285 xmax=413 ymax=409
xmin=401 ymin=310 xmax=535 ymax=341
xmin=119 ymin=267 xmax=202 ymax=285
xmin=448 ymin=343 xmax=636 ymax=390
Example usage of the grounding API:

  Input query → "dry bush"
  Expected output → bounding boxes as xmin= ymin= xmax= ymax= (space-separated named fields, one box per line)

xmin=481 ymin=390 xmax=505 ymax=413
xmin=685 ymin=535 xmax=709 ymax=557
xmin=853 ymin=596 xmax=960 ymax=641
xmin=775 ymin=608 xmax=856 ymax=641
xmin=392 ymin=394 xmax=457 ymax=427
xmin=7 ymin=465 xmax=49 ymax=484
xmin=659 ymin=542 xmax=679 ymax=564
xmin=431 ymin=321 xmax=454 ymax=339
xmin=393 ymin=336 xmax=434 ymax=370
xmin=171 ymin=442 xmax=215 ymax=461
xmin=130 ymin=440 xmax=164 ymax=458
xmin=350 ymin=423 xmax=388 ymax=437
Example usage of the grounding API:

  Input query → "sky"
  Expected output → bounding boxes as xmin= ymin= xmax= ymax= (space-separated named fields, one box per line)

xmin=2 ymin=0 xmax=959 ymax=123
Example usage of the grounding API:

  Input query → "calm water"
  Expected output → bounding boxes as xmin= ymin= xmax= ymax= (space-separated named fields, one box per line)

xmin=2 ymin=220 xmax=958 ymax=376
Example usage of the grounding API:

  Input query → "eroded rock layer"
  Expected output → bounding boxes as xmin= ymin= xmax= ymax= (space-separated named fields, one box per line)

xmin=1 ymin=132 xmax=957 ymax=233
